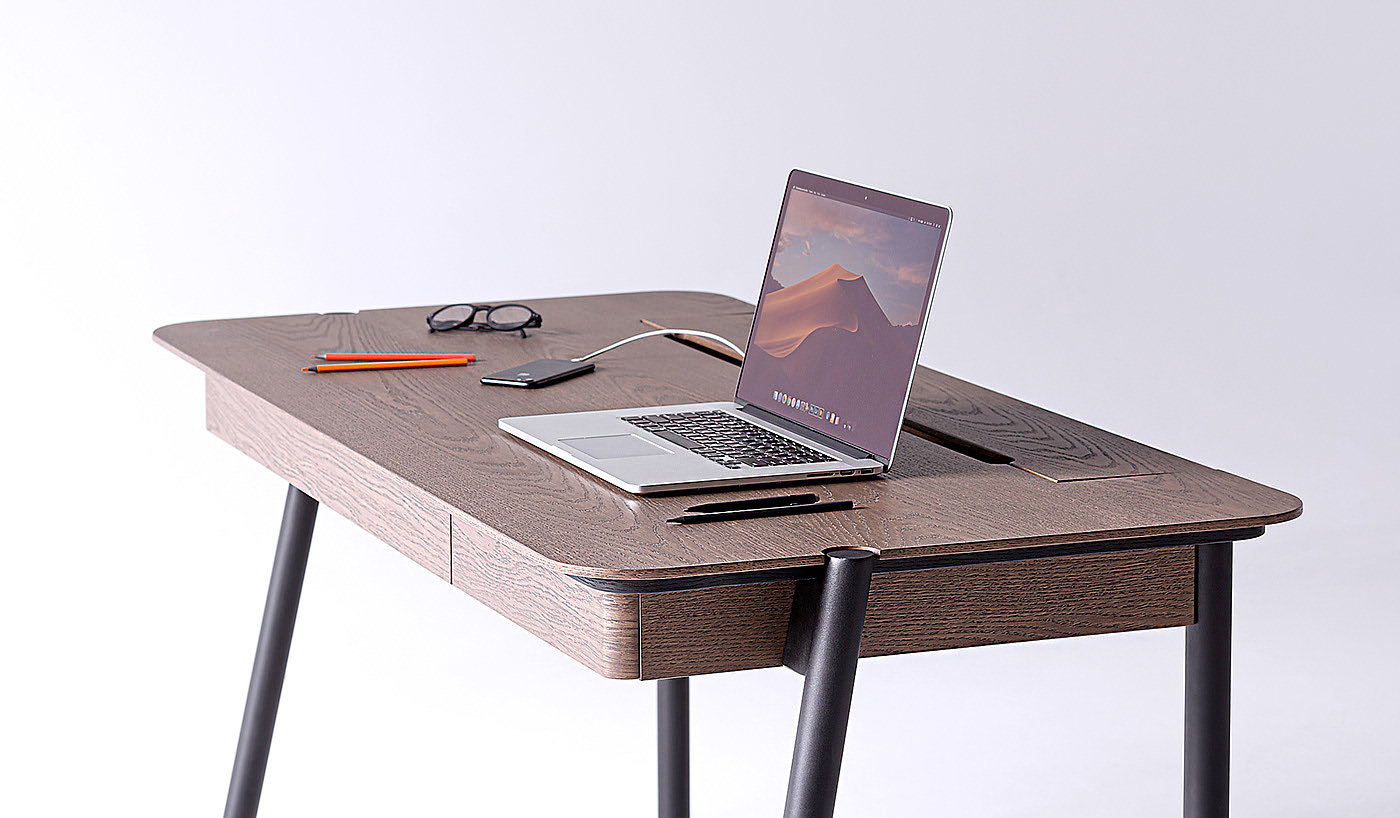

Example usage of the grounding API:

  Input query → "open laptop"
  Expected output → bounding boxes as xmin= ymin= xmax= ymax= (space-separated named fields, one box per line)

xmin=500 ymin=169 xmax=952 ymax=494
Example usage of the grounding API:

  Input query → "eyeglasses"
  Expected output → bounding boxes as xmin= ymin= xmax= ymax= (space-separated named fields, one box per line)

xmin=426 ymin=303 xmax=542 ymax=337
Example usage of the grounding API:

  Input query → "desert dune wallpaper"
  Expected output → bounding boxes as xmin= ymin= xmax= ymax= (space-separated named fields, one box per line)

xmin=740 ymin=190 xmax=944 ymax=457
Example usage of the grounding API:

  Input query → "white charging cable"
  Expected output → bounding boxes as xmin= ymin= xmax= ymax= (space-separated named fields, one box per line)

xmin=571 ymin=329 xmax=745 ymax=363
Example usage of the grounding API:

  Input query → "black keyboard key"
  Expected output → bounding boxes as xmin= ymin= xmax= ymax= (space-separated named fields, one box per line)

xmin=652 ymin=429 xmax=703 ymax=450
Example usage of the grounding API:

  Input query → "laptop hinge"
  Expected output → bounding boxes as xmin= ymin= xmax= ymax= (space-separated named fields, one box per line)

xmin=735 ymin=402 xmax=889 ymax=466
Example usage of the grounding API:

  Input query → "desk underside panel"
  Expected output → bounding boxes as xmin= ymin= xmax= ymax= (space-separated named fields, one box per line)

xmin=636 ymin=546 xmax=1196 ymax=680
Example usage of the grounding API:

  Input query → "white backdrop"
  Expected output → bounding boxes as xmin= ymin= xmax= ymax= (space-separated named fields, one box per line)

xmin=3 ymin=3 xmax=1397 ymax=815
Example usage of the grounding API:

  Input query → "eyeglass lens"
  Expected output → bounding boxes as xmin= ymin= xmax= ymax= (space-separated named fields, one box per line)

xmin=486 ymin=305 xmax=534 ymax=329
xmin=429 ymin=304 xmax=480 ymax=330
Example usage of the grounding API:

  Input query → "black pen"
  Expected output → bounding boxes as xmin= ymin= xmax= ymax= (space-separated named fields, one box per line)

xmin=667 ymin=500 xmax=855 ymax=525
xmin=684 ymin=493 xmax=820 ymax=514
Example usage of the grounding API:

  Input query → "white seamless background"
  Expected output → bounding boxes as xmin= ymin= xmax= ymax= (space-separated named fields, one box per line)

xmin=2 ymin=3 xmax=1396 ymax=816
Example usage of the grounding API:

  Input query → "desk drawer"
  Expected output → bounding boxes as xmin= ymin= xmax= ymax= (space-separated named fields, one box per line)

xmin=637 ymin=546 xmax=1195 ymax=680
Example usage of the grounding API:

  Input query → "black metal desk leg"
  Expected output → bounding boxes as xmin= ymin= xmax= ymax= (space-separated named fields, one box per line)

xmin=783 ymin=548 xmax=876 ymax=818
xmin=1185 ymin=541 xmax=1233 ymax=818
xmin=224 ymin=485 xmax=319 ymax=818
xmin=658 ymin=677 xmax=690 ymax=818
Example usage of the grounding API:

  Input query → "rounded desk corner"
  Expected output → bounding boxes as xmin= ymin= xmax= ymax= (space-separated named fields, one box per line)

xmin=1272 ymin=493 xmax=1304 ymax=525
xmin=153 ymin=321 xmax=189 ymax=347
xmin=590 ymin=641 xmax=645 ymax=681
xmin=1219 ymin=468 xmax=1304 ymax=528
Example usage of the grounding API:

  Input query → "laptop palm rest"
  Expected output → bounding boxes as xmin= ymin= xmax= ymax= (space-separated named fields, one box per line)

xmin=561 ymin=434 xmax=672 ymax=459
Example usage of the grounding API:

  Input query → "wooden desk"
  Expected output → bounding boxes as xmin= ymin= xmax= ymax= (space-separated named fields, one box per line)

xmin=155 ymin=291 xmax=1300 ymax=818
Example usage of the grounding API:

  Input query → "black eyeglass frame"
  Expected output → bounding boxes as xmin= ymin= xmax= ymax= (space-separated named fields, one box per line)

xmin=426 ymin=303 xmax=543 ymax=337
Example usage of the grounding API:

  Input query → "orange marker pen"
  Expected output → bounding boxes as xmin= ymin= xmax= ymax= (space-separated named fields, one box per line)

xmin=302 ymin=357 xmax=475 ymax=374
xmin=314 ymin=352 xmax=475 ymax=362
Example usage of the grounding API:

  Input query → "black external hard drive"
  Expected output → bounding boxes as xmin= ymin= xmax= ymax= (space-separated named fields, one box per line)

xmin=479 ymin=358 xmax=595 ymax=388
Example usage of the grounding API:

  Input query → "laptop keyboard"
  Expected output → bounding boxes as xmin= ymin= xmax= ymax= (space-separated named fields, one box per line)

xmin=621 ymin=410 xmax=838 ymax=469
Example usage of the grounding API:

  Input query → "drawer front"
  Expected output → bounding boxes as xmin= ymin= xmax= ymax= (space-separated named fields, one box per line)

xmin=639 ymin=546 xmax=1195 ymax=680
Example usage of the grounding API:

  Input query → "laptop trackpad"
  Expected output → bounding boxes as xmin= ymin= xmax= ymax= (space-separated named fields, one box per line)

xmin=561 ymin=434 xmax=672 ymax=459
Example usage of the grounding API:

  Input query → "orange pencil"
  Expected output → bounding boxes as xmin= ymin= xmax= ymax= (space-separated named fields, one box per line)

xmin=314 ymin=352 xmax=475 ymax=362
xmin=302 ymin=357 xmax=475 ymax=374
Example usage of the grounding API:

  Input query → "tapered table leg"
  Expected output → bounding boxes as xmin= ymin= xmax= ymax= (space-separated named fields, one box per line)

xmin=224 ymin=485 xmax=319 ymax=818
xmin=783 ymin=548 xmax=876 ymax=818
xmin=658 ymin=677 xmax=690 ymax=818
xmin=1185 ymin=541 xmax=1233 ymax=818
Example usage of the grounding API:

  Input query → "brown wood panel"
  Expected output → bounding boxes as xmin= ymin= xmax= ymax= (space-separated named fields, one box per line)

xmin=156 ymin=291 xmax=1301 ymax=583
xmin=637 ymin=546 xmax=1195 ymax=679
xmin=639 ymin=582 xmax=794 ymax=680
xmin=451 ymin=518 xmax=639 ymax=679
xmin=859 ymin=545 xmax=1196 ymax=655
xmin=901 ymin=371 xmax=1189 ymax=481
xmin=205 ymin=375 xmax=451 ymax=580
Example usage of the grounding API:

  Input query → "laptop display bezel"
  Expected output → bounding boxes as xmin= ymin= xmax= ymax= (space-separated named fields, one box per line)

xmin=732 ymin=169 xmax=953 ymax=468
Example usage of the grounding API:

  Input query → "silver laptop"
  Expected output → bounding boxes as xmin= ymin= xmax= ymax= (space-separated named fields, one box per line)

xmin=500 ymin=169 xmax=952 ymax=494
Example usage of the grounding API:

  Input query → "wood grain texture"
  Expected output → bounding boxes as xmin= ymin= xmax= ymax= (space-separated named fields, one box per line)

xmin=205 ymin=375 xmax=451 ymax=580
xmin=902 ymin=372 xmax=1188 ymax=481
xmin=156 ymin=291 xmax=1302 ymax=582
xmin=207 ymin=365 xmax=642 ymax=677
xmin=639 ymin=582 xmax=794 ymax=679
xmin=637 ymin=546 xmax=1196 ymax=680
xmin=451 ymin=518 xmax=639 ymax=679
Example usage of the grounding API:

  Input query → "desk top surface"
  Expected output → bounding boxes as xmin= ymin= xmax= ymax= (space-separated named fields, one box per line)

xmin=156 ymin=291 xmax=1300 ymax=581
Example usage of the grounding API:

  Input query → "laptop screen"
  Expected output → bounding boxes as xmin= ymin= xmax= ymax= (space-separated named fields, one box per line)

xmin=735 ymin=172 xmax=950 ymax=461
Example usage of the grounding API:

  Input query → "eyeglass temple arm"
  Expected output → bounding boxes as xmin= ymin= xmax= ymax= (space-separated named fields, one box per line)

xmin=571 ymin=329 xmax=745 ymax=363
